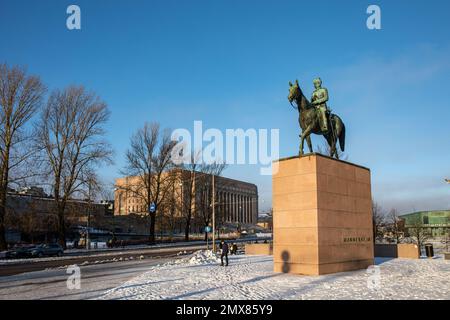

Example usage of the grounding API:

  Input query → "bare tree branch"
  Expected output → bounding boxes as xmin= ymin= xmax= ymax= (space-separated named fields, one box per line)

xmin=0 ymin=63 xmax=46 ymax=250
xmin=34 ymin=86 xmax=113 ymax=248
xmin=119 ymin=122 xmax=175 ymax=244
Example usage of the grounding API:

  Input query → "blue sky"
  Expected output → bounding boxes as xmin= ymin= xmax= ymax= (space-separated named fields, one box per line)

xmin=1 ymin=0 xmax=450 ymax=213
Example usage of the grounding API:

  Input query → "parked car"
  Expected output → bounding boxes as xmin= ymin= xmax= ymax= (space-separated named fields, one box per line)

xmin=5 ymin=245 xmax=36 ymax=259
xmin=29 ymin=244 xmax=64 ymax=258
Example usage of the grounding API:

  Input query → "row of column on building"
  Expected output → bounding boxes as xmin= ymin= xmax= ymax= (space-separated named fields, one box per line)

xmin=215 ymin=191 xmax=257 ymax=224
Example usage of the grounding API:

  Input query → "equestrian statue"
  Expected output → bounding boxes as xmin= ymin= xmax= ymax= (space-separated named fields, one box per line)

xmin=287 ymin=78 xmax=346 ymax=159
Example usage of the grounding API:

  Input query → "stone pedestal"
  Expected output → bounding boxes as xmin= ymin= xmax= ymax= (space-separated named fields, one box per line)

xmin=273 ymin=154 xmax=374 ymax=275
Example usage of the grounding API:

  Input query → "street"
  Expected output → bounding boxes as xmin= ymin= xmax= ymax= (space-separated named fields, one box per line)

xmin=0 ymin=256 xmax=176 ymax=300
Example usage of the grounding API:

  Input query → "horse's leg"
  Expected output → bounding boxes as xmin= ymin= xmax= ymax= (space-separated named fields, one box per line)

xmin=332 ymin=139 xmax=340 ymax=159
xmin=331 ymin=137 xmax=337 ymax=158
xmin=299 ymin=127 xmax=313 ymax=156
xmin=334 ymin=141 xmax=339 ymax=159
xmin=299 ymin=133 xmax=304 ymax=156
xmin=323 ymin=134 xmax=334 ymax=158
xmin=331 ymin=119 xmax=339 ymax=159
xmin=306 ymin=136 xmax=313 ymax=153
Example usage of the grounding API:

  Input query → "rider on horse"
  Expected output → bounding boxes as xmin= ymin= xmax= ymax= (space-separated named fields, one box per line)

xmin=310 ymin=77 xmax=330 ymax=134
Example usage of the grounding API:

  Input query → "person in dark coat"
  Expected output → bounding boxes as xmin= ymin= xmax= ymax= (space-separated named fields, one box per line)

xmin=232 ymin=243 xmax=238 ymax=255
xmin=220 ymin=240 xmax=229 ymax=266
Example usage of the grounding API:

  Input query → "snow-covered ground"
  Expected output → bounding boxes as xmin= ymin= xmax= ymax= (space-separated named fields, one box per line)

xmin=98 ymin=251 xmax=450 ymax=300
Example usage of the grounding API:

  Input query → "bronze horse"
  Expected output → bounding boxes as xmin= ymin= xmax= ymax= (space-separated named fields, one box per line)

xmin=288 ymin=80 xmax=346 ymax=159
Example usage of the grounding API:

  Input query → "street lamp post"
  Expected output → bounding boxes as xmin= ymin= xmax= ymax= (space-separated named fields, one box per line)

xmin=446 ymin=179 xmax=450 ymax=252
xmin=212 ymin=174 xmax=216 ymax=252
xmin=179 ymin=181 xmax=183 ymax=237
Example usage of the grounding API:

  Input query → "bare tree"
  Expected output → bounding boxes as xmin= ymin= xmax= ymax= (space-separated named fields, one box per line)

xmin=407 ymin=216 xmax=431 ymax=256
xmin=386 ymin=208 xmax=403 ymax=243
xmin=5 ymin=197 xmax=58 ymax=244
xmin=441 ymin=229 xmax=450 ymax=253
xmin=177 ymin=150 xmax=210 ymax=242
xmin=35 ymin=86 xmax=113 ymax=248
xmin=181 ymin=167 xmax=196 ymax=241
xmin=372 ymin=201 xmax=385 ymax=242
xmin=196 ymin=162 xmax=227 ymax=241
xmin=121 ymin=122 xmax=175 ymax=244
xmin=0 ymin=64 xmax=46 ymax=250
xmin=158 ymin=169 xmax=181 ymax=241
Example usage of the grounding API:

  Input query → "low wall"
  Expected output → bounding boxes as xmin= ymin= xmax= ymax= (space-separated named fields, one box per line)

xmin=374 ymin=244 xmax=397 ymax=258
xmin=374 ymin=244 xmax=419 ymax=259
xmin=397 ymin=244 xmax=419 ymax=259
xmin=245 ymin=243 xmax=273 ymax=255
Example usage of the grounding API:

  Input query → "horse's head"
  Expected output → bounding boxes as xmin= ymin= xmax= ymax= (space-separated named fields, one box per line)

xmin=288 ymin=79 xmax=302 ymax=105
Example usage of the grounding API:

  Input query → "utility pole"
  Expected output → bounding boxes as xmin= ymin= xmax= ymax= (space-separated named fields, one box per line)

xmin=212 ymin=174 xmax=216 ymax=252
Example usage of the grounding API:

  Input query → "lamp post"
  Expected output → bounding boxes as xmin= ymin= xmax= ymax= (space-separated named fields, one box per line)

xmin=445 ymin=179 xmax=450 ymax=252
xmin=212 ymin=174 xmax=216 ymax=252
xmin=179 ymin=181 xmax=183 ymax=237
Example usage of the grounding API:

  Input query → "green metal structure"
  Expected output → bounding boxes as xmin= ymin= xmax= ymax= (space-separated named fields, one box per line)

xmin=401 ymin=210 xmax=450 ymax=237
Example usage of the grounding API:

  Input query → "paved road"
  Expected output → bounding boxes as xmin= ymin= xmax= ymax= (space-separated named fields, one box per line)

xmin=0 ymin=256 xmax=177 ymax=300
xmin=0 ymin=245 xmax=206 ymax=276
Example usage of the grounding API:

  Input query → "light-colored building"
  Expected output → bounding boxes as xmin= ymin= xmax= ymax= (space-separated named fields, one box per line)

xmin=114 ymin=170 xmax=259 ymax=225
xmin=257 ymin=213 xmax=273 ymax=231
xmin=401 ymin=210 xmax=450 ymax=237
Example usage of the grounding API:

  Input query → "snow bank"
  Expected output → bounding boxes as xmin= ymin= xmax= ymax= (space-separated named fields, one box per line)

xmin=183 ymin=250 xmax=221 ymax=265
xmin=157 ymin=250 xmax=220 ymax=267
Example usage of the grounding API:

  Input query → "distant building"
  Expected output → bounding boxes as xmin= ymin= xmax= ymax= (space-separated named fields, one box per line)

xmin=114 ymin=169 xmax=259 ymax=225
xmin=17 ymin=186 xmax=47 ymax=197
xmin=4 ymin=190 xmax=109 ymax=243
xmin=100 ymin=200 xmax=114 ymax=215
xmin=257 ymin=212 xmax=273 ymax=231
xmin=400 ymin=210 xmax=450 ymax=237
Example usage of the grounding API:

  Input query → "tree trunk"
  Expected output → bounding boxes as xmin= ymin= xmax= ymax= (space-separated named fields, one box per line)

xmin=184 ymin=220 xmax=190 ymax=241
xmin=184 ymin=208 xmax=192 ymax=241
xmin=417 ymin=236 xmax=422 ymax=257
xmin=56 ymin=199 xmax=67 ymax=249
xmin=0 ymin=213 xmax=6 ymax=250
xmin=58 ymin=209 xmax=66 ymax=249
xmin=0 ymin=182 xmax=6 ymax=250
xmin=0 ymin=164 xmax=9 ymax=251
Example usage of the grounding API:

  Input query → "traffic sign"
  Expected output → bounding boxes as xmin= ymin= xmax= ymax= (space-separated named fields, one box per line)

xmin=149 ymin=202 xmax=156 ymax=213
xmin=205 ymin=226 xmax=212 ymax=233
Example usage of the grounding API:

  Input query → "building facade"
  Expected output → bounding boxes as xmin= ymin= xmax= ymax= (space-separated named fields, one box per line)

xmin=4 ymin=190 xmax=110 ymax=243
xmin=114 ymin=170 xmax=259 ymax=225
xmin=257 ymin=212 xmax=273 ymax=231
xmin=400 ymin=210 xmax=450 ymax=237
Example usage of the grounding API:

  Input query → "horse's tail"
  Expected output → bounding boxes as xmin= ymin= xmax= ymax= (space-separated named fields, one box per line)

xmin=338 ymin=120 xmax=346 ymax=152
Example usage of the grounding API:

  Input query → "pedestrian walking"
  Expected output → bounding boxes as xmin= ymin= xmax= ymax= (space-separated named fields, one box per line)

xmin=232 ymin=243 xmax=238 ymax=255
xmin=220 ymin=240 xmax=229 ymax=266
